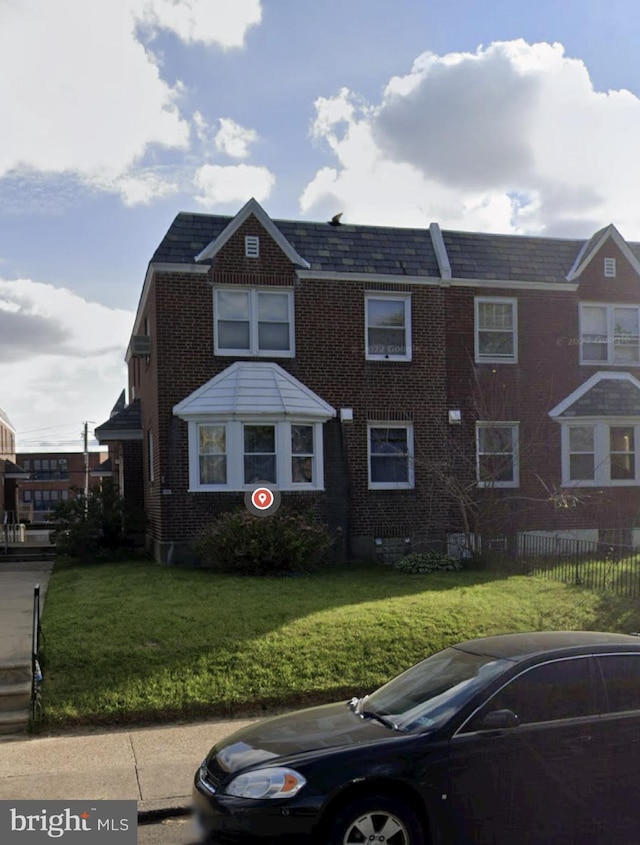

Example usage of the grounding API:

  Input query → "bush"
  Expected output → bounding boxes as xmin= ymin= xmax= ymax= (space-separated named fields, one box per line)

xmin=193 ymin=508 xmax=331 ymax=576
xmin=393 ymin=550 xmax=463 ymax=575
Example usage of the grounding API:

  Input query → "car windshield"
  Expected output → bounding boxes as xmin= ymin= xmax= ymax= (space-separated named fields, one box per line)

xmin=360 ymin=647 xmax=510 ymax=732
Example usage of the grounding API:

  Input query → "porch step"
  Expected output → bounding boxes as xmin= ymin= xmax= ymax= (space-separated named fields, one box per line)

xmin=0 ymin=680 xmax=31 ymax=712
xmin=0 ymin=709 xmax=30 ymax=736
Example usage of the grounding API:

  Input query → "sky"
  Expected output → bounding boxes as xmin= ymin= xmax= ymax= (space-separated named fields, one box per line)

xmin=2 ymin=0 xmax=640 ymax=450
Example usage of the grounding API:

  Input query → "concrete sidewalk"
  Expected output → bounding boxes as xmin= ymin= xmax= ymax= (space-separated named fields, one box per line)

xmin=0 ymin=717 xmax=258 ymax=817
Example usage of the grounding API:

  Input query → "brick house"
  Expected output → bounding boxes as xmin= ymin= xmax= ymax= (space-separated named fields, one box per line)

xmin=16 ymin=450 xmax=107 ymax=523
xmin=0 ymin=407 xmax=28 ymax=525
xmin=96 ymin=200 xmax=640 ymax=562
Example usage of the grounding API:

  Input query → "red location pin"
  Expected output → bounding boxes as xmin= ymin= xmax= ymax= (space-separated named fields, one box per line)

xmin=251 ymin=487 xmax=274 ymax=511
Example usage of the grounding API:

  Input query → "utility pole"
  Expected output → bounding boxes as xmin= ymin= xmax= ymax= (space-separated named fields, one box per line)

xmin=83 ymin=421 xmax=89 ymax=513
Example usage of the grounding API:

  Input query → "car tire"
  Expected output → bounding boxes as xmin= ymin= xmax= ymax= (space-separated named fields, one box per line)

xmin=325 ymin=794 xmax=425 ymax=845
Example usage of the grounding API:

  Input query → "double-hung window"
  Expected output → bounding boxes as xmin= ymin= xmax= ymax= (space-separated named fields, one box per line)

xmin=476 ymin=423 xmax=519 ymax=487
xmin=580 ymin=304 xmax=640 ymax=364
xmin=475 ymin=298 xmax=517 ymax=363
xmin=563 ymin=422 xmax=639 ymax=485
xmin=191 ymin=420 xmax=323 ymax=491
xmin=214 ymin=288 xmax=294 ymax=357
xmin=365 ymin=294 xmax=411 ymax=361
xmin=368 ymin=424 xmax=414 ymax=489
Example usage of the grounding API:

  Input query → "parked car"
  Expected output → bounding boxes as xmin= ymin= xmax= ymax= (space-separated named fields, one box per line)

xmin=193 ymin=631 xmax=640 ymax=844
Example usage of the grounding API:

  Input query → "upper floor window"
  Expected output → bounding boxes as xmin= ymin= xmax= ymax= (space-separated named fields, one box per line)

xmin=476 ymin=422 xmax=519 ymax=488
xmin=604 ymin=257 xmax=616 ymax=278
xmin=365 ymin=294 xmax=412 ymax=361
xmin=214 ymin=288 xmax=294 ymax=358
xmin=580 ymin=304 xmax=640 ymax=364
xmin=562 ymin=421 xmax=640 ymax=486
xmin=475 ymin=297 xmax=517 ymax=364
xmin=368 ymin=423 xmax=414 ymax=489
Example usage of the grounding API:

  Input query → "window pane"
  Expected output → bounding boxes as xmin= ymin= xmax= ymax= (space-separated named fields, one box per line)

xmin=258 ymin=322 xmax=290 ymax=350
xmin=371 ymin=455 xmax=409 ymax=483
xmin=258 ymin=293 xmax=289 ymax=321
xmin=244 ymin=455 xmax=276 ymax=484
xmin=582 ymin=306 xmax=607 ymax=334
xmin=218 ymin=290 xmax=249 ymax=319
xmin=582 ymin=341 xmax=608 ymax=361
xmin=611 ymin=426 xmax=634 ymax=453
xmin=478 ymin=331 xmax=514 ymax=357
xmin=479 ymin=659 xmax=591 ymax=725
xmin=292 ymin=456 xmax=313 ymax=483
xmin=368 ymin=299 xmax=406 ymax=328
xmin=614 ymin=344 xmax=640 ymax=363
xmin=614 ymin=307 xmax=639 ymax=336
xmin=218 ymin=320 xmax=250 ymax=349
xmin=569 ymin=426 xmax=594 ymax=452
xmin=200 ymin=455 xmax=226 ymax=484
xmin=291 ymin=425 xmax=313 ymax=454
xmin=479 ymin=455 xmax=514 ymax=483
xmin=479 ymin=302 xmax=513 ymax=330
xmin=199 ymin=425 xmax=226 ymax=455
xmin=478 ymin=426 xmax=513 ymax=454
xmin=368 ymin=327 xmax=406 ymax=356
xmin=570 ymin=454 xmax=595 ymax=480
xmin=371 ymin=427 xmax=408 ymax=456
xmin=244 ymin=426 xmax=275 ymax=454
xmin=599 ymin=655 xmax=640 ymax=713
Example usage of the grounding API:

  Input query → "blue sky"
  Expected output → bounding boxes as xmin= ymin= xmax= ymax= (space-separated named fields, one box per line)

xmin=1 ymin=0 xmax=640 ymax=448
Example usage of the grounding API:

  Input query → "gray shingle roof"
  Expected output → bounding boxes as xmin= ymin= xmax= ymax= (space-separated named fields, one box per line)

xmin=561 ymin=379 xmax=640 ymax=417
xmin=95 ymin=399 xmax=142 ymax=438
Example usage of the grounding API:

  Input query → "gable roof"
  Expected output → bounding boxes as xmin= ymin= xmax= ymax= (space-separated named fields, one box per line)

xmin=566 ymin=224 xmax=640 ymax=281
xmin=549 ymin=372 xmax=640 ymax=418
xmin=194 ymin=198 xmax=311 ymax=269
xmin=95 ymin=398 xmax=143 ymax=442
xmin=0 ymin=407 xmax=15 ymax=432
xmin=173 ymin=362 xmax=336 ymax=421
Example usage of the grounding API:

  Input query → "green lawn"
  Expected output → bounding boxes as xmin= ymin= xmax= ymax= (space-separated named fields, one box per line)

xmin=39 ymin=559 xmax=640 ymax=728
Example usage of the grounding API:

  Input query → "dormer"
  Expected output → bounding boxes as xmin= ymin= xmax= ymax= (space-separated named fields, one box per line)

xmin=567 ymin=224 xmax=640 ymax=295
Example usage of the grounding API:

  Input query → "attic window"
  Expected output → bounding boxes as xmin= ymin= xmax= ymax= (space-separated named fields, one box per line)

xmin=245 ymin=236 xmax=260 ymax=258
xmin=604 ymin=258 xmax=616 ymax=278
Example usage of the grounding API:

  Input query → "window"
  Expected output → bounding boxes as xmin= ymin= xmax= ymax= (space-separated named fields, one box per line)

xmin=214 ymin=288 xmax=294 ymax=357
xmin=476 ymin=423 xmax=519 ymax=487
xmin=365 ymin=294 xmax=411 ymax=361
xmin=23 ymin=491 xmax=31 ymax=503
xmin=23 ymin=459 xmax=30 ymax=471
xmin=465 ymin=658 xmax=592 ymax=730
xmin=189 ymin=420 xmax=323 ymax=491
xmin=563 ymin=422 xmax=640 ymax=485
xmin=604 ymin=257 xmax=617 ymax=278
xmin=245 ymin=235 xmax=260 ymax=258
xmin=580 ymin=304 xmax=640 ymax=364
xmin=475 ymin=297 xmax=517 ymax=363
xmin=368 ymin=424 xmax=414 ymax=489
xmin=598 ymin=655 xmax=640 ymax=713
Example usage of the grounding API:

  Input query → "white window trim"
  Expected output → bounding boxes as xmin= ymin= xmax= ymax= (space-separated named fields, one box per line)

xmin=561 ymin=419 xmax=640 ymax=487
xmin=187 ymin=419 xmax=324 ymax=492
xmin=365 ymin=293 xmax=412 ymax=361
xmin=367 ymin=422 xmax=415 ymax=490
xmin=245 ymin=235 xmax=260 ymax=258
xmin=579 ymin=303 xmax=640 ymax=366
xmin=214 ymin=287 xmax=295 ymax=358
xmin=476 ymin=422 xmax=520 ymax=488
xmin=474 ymin=297 xmax=518 ymax=364
xmin=604 ymin=257 xmax=616 ymax=278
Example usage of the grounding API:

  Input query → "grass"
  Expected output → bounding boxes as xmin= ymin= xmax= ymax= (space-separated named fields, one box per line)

xmin=39 ymin=558 xmax=640 ymax=729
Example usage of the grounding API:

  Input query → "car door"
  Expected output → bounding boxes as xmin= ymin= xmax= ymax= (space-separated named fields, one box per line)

xmin=448 ymin=656 xmax=604 ymax=845
xmin=591 ymin=653 xmax=640 ymax=844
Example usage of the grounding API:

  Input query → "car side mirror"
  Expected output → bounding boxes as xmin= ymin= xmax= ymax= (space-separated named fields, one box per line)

xmin=481 ymin=709 xmax=519 ymax=729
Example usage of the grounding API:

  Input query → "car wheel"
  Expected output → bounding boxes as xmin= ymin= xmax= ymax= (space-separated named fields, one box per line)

xmin=326 ymin=794 xmax=425 ymax=845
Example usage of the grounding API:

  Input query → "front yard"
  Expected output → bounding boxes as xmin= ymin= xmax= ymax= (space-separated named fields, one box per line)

xmin=40 ymin=559 xmax=640 ymax=728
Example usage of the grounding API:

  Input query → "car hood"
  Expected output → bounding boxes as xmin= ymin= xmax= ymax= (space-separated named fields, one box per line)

xmin=211 ymin=702 xmax=397 ymax=773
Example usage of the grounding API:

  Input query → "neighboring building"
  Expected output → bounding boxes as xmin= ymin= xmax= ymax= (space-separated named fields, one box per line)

xmin=0 ymin=407 xmax=28 ymax=523
xmin=17 ymin=451 xmax=107 ymax=522
xmin=96 ymin=199 xmax=640 ymax=563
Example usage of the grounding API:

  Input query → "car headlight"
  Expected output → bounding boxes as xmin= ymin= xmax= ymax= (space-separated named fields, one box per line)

xmin=224 ymin=767 xmax=306 ymax=799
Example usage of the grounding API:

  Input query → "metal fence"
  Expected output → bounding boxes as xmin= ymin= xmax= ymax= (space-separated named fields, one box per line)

xmin=482 ymin=533 xmax=640 ymax=599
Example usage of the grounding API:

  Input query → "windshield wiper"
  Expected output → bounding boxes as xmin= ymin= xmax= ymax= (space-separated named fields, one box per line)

xmin=360 ymin=709 xmax=400 ymax=731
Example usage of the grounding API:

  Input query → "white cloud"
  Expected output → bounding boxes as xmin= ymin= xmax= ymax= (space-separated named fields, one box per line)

xmin=194 ymin=164 xmax=275 ymax=206
xmin=0 ymin=278 xmax=133 ymax=449
xmin=301 ymin=40 xmax=640 ymax=236
xmin=215 ymin=118 xmax=259 ymax=159
xmin=140 ymin=0 xmax=262 ymax=48
xmin=0 ymin=0 xmax=264 ymax=203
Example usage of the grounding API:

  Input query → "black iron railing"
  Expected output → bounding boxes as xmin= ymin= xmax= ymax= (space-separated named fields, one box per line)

xmin=30 ymin=584 xmax=44 ymax=726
